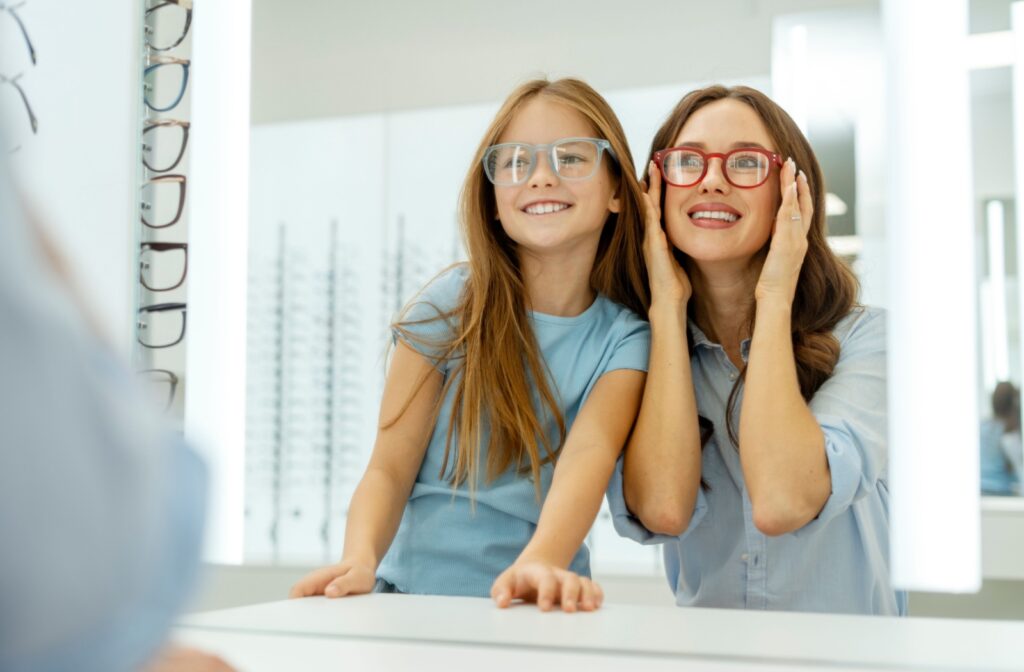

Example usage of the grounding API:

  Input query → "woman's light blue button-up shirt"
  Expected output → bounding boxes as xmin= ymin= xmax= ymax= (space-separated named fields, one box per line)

xmin=608 ymin=306 xmax=907 ymax=615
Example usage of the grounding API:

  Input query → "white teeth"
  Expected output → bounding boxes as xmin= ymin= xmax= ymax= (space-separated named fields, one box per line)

xmin=690 ymin=210 xmax=739 ymax=222
xmin=525 ymin=202 xmax=570 ymax=215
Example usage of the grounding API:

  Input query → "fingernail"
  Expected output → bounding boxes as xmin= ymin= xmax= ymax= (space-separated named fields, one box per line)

xmin=799 ymin=170 xmax=807 ymax=181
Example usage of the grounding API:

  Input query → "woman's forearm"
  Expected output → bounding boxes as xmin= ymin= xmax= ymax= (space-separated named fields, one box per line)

xmin=623 ymin=301 xmax=702 ymax=535
xmin=740 ymin=297 xmax=829 ymax=535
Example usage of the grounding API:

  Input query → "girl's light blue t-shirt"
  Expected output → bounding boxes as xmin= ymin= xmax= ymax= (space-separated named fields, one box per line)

xmin=377 ymin=265 xmax=651 ymax=596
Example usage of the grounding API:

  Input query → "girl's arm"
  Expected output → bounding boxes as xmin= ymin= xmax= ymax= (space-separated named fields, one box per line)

xmin=491 ymin=368 xmax=646 ymax=611
xmin=621 ymin=163 xmax=703 ymax=536
xmin=289 ymin=341 xmax=442 ymax=598
xmin=740 ymin=160 xmax=830 ymax=536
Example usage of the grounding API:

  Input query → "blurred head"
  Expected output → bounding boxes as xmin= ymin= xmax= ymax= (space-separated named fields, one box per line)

xmin=992 ymin=381 xmax=1021 ymax=432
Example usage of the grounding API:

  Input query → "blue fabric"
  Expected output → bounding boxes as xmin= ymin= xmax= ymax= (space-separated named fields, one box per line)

xmin=0 ymin=165 xmax=207 ymax=672
xmin=608 ymin=306 xmax=906 ymax=615
xmin=979 ymin=419 xmax=1021 ymax=495
xmin=377 ymin=264 xmax=651 ymax=596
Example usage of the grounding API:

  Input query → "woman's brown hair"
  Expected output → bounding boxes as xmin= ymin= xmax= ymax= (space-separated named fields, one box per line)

xmin=391 ymin=78 xmax=649 ymax=497
xmin=644 ymin=85 xmax=859 ymax=446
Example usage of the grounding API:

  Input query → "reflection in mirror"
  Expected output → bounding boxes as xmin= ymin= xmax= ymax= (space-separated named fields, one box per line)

xmin=972 ymin=65 xmax=1023 ymax=497
xmin=221 ymin=0 xmax=1024 ymax=620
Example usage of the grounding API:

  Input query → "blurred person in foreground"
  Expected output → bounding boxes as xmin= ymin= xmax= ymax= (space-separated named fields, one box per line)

xmin=0 ymin=156 xmax=233 ymax=670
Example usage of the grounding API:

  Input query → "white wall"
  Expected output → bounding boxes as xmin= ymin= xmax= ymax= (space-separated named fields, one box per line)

xmin=250 ymin=0 xmax=876 ymax=123
xmin=1 ymin=1 xmax=141 ymax=356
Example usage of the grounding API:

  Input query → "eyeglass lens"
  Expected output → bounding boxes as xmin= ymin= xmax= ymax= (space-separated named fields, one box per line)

xmin=140 ymin=243 xmax=187 ymax=291
xmin=137 ymin=303 xmax=187 ymax=349
xmin=486 ymin=139 xmax=603 ymax=185
xmin=145 ymin=1 xmax=192 ymax=52
xmin=141 ymin=174 xmax=187 ymax=229
xmin=662 ymin=150 xmax=773 ymax=188
xmin=143 ymin=120 xmax=189 ymax=172
xmin=138 ymin=368 xmax=178 ymax=411
xmin=143 ymin=60 xmax=189 ymax=112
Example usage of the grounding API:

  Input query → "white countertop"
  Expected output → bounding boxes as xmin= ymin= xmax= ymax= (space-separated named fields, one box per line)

xmin=176 ymin=594 xmax=1024 ymax=670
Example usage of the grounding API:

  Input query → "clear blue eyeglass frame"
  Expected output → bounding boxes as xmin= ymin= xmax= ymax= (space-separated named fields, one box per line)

xmin=481 ymin=137 xmax=617 ymax=186
xmin=143 ymin=56 xmax=190 ymax=113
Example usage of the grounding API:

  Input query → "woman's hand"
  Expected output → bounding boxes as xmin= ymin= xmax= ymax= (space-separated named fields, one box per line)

xmin=642 ymin=161 xmax=692 ymax=307
xmin=288 ymin=560 xmax=377 ymax=599
xmin=490 ymin=560 xmax=604 ymax=612
xmin=755 ymin=158 xmax=813 ymax=305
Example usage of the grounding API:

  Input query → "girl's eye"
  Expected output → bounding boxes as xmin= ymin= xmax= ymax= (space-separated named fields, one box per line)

xmin=558 ymin=154 xmax=586 ymax=165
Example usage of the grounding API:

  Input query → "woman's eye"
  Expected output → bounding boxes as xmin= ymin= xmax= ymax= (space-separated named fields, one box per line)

xmin=558 ymin=154 xmax=586 ymax=165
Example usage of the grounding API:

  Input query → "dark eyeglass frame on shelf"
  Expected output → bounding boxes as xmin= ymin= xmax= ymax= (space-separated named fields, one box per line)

xmin=137 ymin=302 xmax=187 ymax=349
xmin=140 ymin=242 xmax=188 ymax=291
xmin=137 ymin=367 xmax=179 ymax=411
xmin=141 ymin=173 xmax=187 ymax=229
xmin=143 ymin=55 xmax=190 ymax=113
xmin=142 ymin=119 xmax=190 ymax=173
xmin=144 ymin=0 xmax=193 ymax=52
xmin=0 ymin=1 xmax=36 ymax=66
xmin=1 ymin=72 xmax=37 ymax=139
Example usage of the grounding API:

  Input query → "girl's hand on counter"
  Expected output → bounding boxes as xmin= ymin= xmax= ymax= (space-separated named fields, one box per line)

xmin=491 ymin=560 xmax=604 ymax=612
xmin=288 ymin=560 xmax=376 ymax=599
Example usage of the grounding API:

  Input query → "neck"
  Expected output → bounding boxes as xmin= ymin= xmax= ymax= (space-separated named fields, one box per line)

xmin=687 ymin=251 xmax=765 ymax=351
xmin=518 ymin=242 xmax=598 ymax=317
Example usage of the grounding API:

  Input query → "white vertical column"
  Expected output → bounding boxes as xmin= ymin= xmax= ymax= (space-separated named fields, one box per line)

xmin=185 ymin=0 xmax=252 ymax=564
xmin=884 ymin=0 xmax=980 ymax=592
xmin=1013 ymin=4 xmax=1024 ymax=465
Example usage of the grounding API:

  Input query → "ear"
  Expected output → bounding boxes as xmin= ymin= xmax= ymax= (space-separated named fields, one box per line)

xmin=607 ymin=190 xmax=621 ymax=214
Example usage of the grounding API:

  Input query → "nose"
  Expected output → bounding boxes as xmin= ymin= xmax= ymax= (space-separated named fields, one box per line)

xmin=526 ymin=149 xmax=559 ymax=188
xmin=698 ymin=157 xmax=730 ymax=194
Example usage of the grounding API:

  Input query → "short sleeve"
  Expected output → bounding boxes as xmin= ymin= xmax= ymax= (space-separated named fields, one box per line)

xmin=606 ymin=455 xmax=708 ymax=544
xmin=794 ymin=307 xmax=888 ymax=536
xmin=391 ymin=265 xmax=467 ymax=370
xmin=603 ymin=312 xmax=651 ymax=374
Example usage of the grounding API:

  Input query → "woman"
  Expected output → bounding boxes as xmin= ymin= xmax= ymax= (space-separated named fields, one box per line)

xmin=609 ymin=85 xmax=905 ymax=615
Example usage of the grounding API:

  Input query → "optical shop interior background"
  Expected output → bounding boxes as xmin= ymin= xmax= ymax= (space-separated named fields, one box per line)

xmin=4 ymin=0 xmax=1024 ymax=620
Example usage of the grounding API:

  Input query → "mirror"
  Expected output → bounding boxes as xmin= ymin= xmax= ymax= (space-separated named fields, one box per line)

xmin=225 ymin=0 xmax=1024 ymax=619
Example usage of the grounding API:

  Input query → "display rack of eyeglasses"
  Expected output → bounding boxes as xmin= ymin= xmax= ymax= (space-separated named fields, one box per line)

xmin=134 ymin=0 xmax=192 ymax=420
xmin=243 ymin=203 xmax=463 ymax=563
xmin=1 ymin=1 xmax=38 ymax=154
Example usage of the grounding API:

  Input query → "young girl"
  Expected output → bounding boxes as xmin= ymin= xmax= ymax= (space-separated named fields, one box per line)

xmin=291 ymin=79 xmax=651 ymax=611
xmin=608 ymin=85 xmax=905 ymax=615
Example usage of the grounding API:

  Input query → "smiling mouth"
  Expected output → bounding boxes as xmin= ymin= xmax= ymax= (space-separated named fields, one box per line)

xmin=688 ymin=209 xmax=741 ymax=229
xmin=523 ymin=202 xmax=571 ymax=216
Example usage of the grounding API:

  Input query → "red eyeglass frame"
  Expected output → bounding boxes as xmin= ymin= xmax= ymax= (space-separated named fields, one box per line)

xmin=652 ymin=146 xmax=784 ymax=189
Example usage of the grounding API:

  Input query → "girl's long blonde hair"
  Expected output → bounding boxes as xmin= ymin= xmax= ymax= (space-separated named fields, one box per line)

xmin=391 ymin=78 xmax=649 ymax=497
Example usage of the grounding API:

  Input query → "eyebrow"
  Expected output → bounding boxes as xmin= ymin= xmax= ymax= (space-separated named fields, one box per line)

xmin=678 ymin=141 xmax=770 ymax=150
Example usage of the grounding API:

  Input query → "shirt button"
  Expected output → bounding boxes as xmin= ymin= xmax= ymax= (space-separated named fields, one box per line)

xmin=729 ymin=372 xmax=738 ymax=381
xmin=741 ymin=553 xmax=749 ymax=561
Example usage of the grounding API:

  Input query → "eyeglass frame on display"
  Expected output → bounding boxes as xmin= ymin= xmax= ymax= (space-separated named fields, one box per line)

xmin=140 ymin=241 xmax=188 ymax=292
xmin=1 ymin=1 xmax=35 ymax=66
xmin=144 ymin=0 xmax=192 ymax=53
xmin=481 ymin=137 xmax=617 ymax=187
xmin=142 ymin=119 xmax=189 ymax=173
xmin=143 ymin=55 xmax=190 ymax=113
xmin=136 ymin=302 xmax=187 ymax=349
xmin=141 ymin=173 xmax=187 ymax=229
xmin=651 ymin=146 xmax=784 ymax=189
xmin=137 ymin=368 xmax=179 ymax=411
xmin=1 ymin=72 xmax=37 ymax=150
